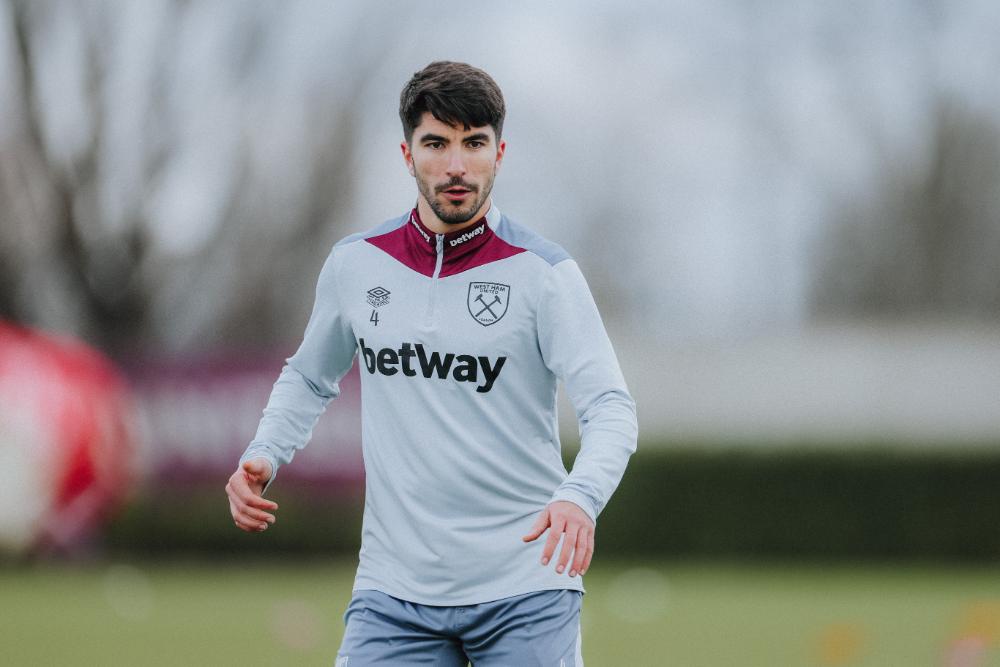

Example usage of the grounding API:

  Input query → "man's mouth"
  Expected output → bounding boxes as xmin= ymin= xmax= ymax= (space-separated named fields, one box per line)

xmin=442 ymin=187 xmax=473 ymax=202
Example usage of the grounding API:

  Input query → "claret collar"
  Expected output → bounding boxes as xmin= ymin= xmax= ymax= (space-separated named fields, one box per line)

xmin=407 ymin=205 xmax=502 ymax=256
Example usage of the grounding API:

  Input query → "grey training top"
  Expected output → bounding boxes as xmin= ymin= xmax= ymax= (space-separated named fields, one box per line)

xmin=241 ymin=204 xmax=638 ymax=605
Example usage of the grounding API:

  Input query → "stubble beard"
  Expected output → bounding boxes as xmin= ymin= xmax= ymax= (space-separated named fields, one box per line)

xmin=416 ymin=170 xmax=496 ymax=226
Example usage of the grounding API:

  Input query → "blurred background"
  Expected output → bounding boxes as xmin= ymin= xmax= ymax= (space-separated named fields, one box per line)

xmin=2 ymin=0 xmax=1000 ymax=665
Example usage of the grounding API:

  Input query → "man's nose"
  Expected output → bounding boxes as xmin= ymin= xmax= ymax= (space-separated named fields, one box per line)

xmin=445 ymin=148 xmax=466 ymax=177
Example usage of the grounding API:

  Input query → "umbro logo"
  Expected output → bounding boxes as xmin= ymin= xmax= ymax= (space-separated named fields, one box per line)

xmin=366 ymin=286 xmax=390 ymax=308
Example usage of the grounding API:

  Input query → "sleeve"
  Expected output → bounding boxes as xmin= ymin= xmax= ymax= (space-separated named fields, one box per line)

xmin=537 ymin=259 xmax=638 ymax=523
xmin=238 ymin=248 xmax=358 ymax=493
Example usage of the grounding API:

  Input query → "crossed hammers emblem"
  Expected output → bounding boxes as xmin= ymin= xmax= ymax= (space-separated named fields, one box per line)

xmin=468 ymin=283 xmax=510 ymax=326
xmin=474 ymin=293 xmax=502 ymax=319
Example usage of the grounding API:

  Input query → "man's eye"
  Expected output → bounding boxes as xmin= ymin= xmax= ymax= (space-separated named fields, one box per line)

xmin=467 ymin=141 xmax=484 ymax=149
xmin=426 ymin=142 xmax=444 ymax=149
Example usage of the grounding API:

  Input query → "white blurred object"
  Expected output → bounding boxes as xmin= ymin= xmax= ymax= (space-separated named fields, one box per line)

xmin=595 ymin=321 xmax=1000 ymax=446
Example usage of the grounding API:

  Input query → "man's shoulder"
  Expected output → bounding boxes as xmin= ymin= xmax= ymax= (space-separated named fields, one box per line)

xmin=493 ymin=214 xmax=572 ymax=268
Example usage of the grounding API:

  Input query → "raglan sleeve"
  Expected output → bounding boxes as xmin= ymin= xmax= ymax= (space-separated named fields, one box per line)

xmin=537 ymin=258 xmax=638 ymax=523
xmin=238 ymin=248 xmax=358 ymax=492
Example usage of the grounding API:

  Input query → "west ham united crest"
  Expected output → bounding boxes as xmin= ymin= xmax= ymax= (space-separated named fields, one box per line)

xmin=468 ymin=282 xmax=510 ymax=326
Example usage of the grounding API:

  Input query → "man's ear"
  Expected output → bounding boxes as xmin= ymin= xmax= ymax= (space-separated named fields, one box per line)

xmin=401 ymin=141 xmax=415 ymax=177
xmin=495 ymin=139 xmax=506 ymax=171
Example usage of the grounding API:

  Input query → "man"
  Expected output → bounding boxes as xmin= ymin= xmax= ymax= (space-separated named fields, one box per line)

xmin=225 ymin=61 xmax=637 ymax=666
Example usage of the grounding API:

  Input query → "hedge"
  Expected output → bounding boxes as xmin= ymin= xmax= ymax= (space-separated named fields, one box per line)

xmin=103 ymin=445 xmax=1000 ymax=561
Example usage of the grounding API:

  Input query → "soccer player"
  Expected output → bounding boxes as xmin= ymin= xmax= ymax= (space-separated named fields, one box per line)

xmin=225 ymin=61 xmax=638 ymax=666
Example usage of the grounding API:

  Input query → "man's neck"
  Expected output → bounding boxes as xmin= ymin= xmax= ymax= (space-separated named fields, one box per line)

xmin=416 ymin=197 xmax=492 ymax=235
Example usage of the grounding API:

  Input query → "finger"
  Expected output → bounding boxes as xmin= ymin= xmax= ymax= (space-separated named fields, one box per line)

xmin=226 ymin=477 xmax=278 ymax=511
xmin=228 ymin=490 xmax=275 ymax=524
xmin=555 ymin=525 xmax=579 ymax=574
xmin=233 ymin=517 xmax=254 ymax=532
xmin=522 ymin=509 xmax=550 ymax=542
xmin=570 ymin=528 xmax=589 ymax=577
xmin=236 ymin=501 xmax=276 ymax=525
xmin=540 ymin=515 xmax=566 ymax=565
xmin=580 ymin=532 xmax=595 ymax=575
xmin=230 ymin=499 xmax=272 ymax=530
xmin=226 ymin=488 xmax=276 ymax=523
xmin=236 ymin=516 xmax=268 ymax=532
xmin=235 ymin=509 xmax=269 ymax=531
xmin=232 ymin=507 xmax=265 ymax=532
xmin=236 ymin=475 xmax=278 ymax=510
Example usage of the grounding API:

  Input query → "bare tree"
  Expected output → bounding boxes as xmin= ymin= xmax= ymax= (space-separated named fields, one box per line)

xmin=811 ymin=100 xmax=1000 ymax=319
xmin=0 ymin=0 xmax=391 ymax=355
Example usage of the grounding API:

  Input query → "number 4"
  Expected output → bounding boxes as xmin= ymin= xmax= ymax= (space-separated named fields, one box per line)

xmin=369 ymin=310 xmax=379 ymax=326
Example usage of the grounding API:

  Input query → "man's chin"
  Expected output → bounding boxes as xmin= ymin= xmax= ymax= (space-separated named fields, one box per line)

xmin=432 ymin=203 xmax=479 ymax=225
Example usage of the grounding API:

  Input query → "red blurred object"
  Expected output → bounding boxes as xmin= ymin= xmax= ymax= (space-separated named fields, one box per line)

xmin=0 ymin=321 xmax=136 ymax=555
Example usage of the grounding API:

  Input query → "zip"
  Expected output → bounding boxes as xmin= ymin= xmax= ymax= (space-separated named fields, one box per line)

xmin=424 ymin=233 xmax=444 ymax=326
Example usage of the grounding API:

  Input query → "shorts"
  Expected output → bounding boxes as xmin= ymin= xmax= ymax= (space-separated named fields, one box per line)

xmin=335 ymin=588 xmax=584 ymax=666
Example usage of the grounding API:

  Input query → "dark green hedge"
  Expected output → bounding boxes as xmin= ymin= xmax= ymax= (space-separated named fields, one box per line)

xmin=105 ymin=481 xmax=365 ymax=556
xmin=597 ymin=445 xmax=1000 ymax=561
xmin=104 ymin=445 xmax=1000 ymax=560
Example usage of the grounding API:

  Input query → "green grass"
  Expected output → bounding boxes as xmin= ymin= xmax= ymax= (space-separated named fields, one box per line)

xmin=3 ymin=558 xmax=1000 ymax=666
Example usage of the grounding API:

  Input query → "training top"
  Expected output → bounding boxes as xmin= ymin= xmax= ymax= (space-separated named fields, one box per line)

xmin=240 ymin=203 xmax=638 ymax=606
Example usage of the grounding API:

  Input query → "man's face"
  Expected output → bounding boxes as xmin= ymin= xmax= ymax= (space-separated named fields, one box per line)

xmin=402 ymin=112 xmax=506 ymax=225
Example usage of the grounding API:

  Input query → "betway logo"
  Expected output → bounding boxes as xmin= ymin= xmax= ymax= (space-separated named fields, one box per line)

xmin=359 ymin=338 xmax=506 ymax=393
xmin=449 ymin=223 xmax=485 ymax=247
xmin=409 ymin=214 xmax=431 ymax=243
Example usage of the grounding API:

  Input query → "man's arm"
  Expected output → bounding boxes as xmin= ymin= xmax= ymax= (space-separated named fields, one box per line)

xmin=225 ymin=248 xmax=358 ymax=531
xmin=523 ymin=258 xmax=638 ymax=575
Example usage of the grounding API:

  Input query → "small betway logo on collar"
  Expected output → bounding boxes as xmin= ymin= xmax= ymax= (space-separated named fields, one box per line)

xmin=468 ymin=282 xmax=509 ymax=326
xmin=358 ymin=338 xmax=506 ymax=393
xmin=366 ymin=286 xmax=390 ymax=308
xmin=409 ymin=213 xmax=431 ymax=243
xmin=448 ymin=223 xmax=485 ymax=247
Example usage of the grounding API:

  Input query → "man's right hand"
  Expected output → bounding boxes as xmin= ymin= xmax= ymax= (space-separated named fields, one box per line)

xmin=225 ymin=458 xmax=278 ymax=532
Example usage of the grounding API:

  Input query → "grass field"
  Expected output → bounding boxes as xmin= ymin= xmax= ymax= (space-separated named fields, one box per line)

xmin=3 ymin=558 xmax=1000 ymax=666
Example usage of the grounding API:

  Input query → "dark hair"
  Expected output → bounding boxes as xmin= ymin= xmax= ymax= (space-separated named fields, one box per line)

xmin=399 ymin=61 xmax=505 ymax=144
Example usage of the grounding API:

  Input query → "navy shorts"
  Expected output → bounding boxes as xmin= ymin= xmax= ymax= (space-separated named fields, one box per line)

xmin=335 ymin=588 xmax=584 ymax=666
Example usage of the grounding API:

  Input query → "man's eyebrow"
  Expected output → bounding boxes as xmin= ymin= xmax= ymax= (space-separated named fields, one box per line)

xmin=418 ymin=133 xmax=449 ymax=144
xmin=463 ymin=133 xmax=491 ymax=143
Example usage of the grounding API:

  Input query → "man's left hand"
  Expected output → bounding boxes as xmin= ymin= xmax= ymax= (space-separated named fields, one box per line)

xmin=522 ymin=500 xmax=595 ymax=577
